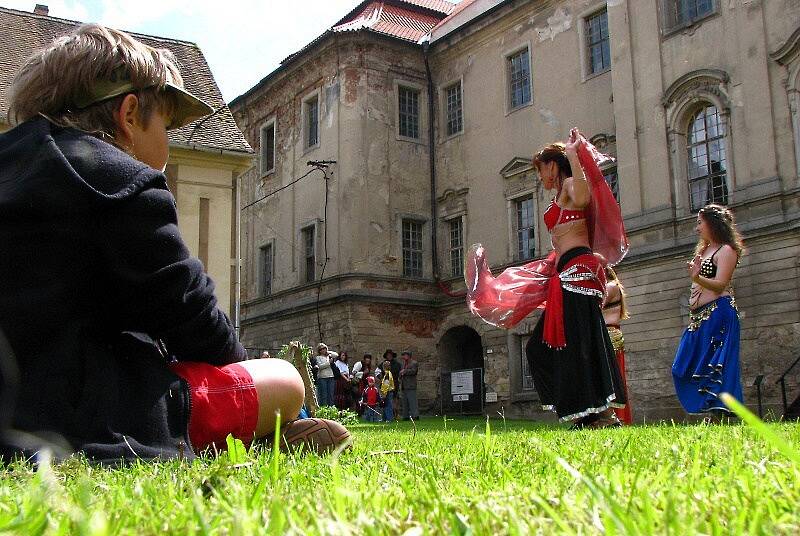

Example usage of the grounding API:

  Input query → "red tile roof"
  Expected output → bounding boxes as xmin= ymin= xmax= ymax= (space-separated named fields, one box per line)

xmin=333 ymin=0 xmax=455 ymax=43
xmin=0 ymin=6 xmax=251 ymax=154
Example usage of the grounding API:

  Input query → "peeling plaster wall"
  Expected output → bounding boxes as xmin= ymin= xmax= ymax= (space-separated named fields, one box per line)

xmin=232 ymin=35 xmax=432 ymax=303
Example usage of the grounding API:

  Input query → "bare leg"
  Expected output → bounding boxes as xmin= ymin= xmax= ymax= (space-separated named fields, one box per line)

xmin=236 ymin=358 xmax=304 ymax=438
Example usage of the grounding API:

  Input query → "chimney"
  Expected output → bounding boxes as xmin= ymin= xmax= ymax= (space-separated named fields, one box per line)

xmin=33 ymin=4 xmax=49 ymax=16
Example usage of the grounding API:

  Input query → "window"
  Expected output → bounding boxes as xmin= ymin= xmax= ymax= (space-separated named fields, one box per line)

xmin=449 ymin=218 xmax=464 ymax=278
xmin=445 ymin=82 xmax=463 ymax=136
xmin=603 ymin=167 xmax=620 ymax=202
xmin=398 ymin=86 xmax=420 ymax=139
xmin=687 ymin=105 xmax=728 ymax=211
xmin=520 ymin=338 xmax=535 ymax=390
xmin=664 ymin=0 xmax=716 ymax=31
xmin=260 ymin=243 xmax=273 ymax=296
xmin=402 ymin=219 xmax=423 ymax=278
xmin=304 ymin=95 xmax=319 ymax=149
xmin=302 ymin=226 xmax=315 ymax=282
xmin=508 ymin=48 xmax=532 ymax=109
xmin=586 ymin=10 xmax=610 ymax=75
xmin=515 ymin=195 xmax=535 ymax=260
xmin=260 ymin=121 xmax=275 ymax=174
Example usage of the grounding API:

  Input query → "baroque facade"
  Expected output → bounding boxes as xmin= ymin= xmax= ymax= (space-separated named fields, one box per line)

xmin=0 ymin=6 xmax=253 ymax=317
xmin=231 ymin=0 xmax=800 ymax=421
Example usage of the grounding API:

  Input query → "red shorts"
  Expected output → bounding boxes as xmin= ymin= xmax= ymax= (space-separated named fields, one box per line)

xmin=170 ymin=361 xmax=259 ymax=452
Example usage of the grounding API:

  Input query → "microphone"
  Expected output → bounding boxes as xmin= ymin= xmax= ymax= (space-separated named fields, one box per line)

xmin=307 ymin=160 xmax=337 ymax=167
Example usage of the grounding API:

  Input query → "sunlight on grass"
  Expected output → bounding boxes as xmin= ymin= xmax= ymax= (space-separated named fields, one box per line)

xmin=1 ymin=417 xmax=798 ymax=534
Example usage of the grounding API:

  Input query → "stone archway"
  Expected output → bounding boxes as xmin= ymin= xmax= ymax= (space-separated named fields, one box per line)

xmin=438 ymin=325 xmax=483 ymax=373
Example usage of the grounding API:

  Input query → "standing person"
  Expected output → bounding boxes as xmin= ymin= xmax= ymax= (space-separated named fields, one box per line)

xmin=359 ymin=377 xmax=382 ymax=423
xmin=466 ymin=129 xmax=629 ymax=429
xmin=384 ymin=349 xmax=402 ymax=420
xmin=0 ymin=24 xmax=349 ymax=460
xmin=602 ymin=266 xmax=633 ymax=425
xmin=333 ymin=351 xmax=351 ymax=410
xmin=672 ymin=204 xmax=744 ymax=416
xmin=378 ymin=353 xmax=395 ymax=422
xmin=399 ymin=351 xmax=419 ymax=420
xmin=352 ymin=353 xmax=373 ymax=385
xmin=312 ymin=343 xmax=336 ymax=407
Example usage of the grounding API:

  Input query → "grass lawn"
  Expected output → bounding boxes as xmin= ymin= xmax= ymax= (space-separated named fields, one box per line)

xmin=1 ymin=414 xmax=799 ymax=535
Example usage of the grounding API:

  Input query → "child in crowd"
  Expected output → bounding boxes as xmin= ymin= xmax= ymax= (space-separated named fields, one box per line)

xmin=378 ymin=360 xmax=395 ymax=422
xmin=360 ymin=377 xmax=382 ymax=423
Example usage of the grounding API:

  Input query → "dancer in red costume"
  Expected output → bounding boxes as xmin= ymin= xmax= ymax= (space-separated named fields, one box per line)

xmin=466 ymin=128 xmax=629 ymax=428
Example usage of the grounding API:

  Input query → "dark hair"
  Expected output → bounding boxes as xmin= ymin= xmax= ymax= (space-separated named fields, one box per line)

xmin=363 ymin=353 xmax=372 ymax=360
xmin=382 ymin=349 xmax=395 ymax=359
xmin=532 ymin=143 xmax=572 ymax=179
xmin=695 ymin=204 xmax=746 ymax=259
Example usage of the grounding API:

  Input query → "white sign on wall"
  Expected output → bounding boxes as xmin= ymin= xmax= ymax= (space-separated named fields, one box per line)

xmin=451 ymin=371 xmax=474 ymax=395
xmin=453 ymin=394 xmax=469 ymax=402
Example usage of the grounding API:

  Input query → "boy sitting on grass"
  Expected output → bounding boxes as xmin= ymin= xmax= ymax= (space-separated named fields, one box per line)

xmin=0 ymin=24 xmax=348 ymax=462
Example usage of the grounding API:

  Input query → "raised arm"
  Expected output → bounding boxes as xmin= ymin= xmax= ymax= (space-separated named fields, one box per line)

xmin=563 ymin=128 xmax=590 ymax=208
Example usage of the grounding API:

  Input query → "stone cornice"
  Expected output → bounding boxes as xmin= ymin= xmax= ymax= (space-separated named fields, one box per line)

xmin=770 ymin=26 xmax=800 ymax=66
xmin=661 ymin=68 xmax=730 ymax=108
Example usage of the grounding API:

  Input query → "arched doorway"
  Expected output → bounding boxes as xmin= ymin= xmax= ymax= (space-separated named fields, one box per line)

xmin=438 ymin=325 xmax=484 ymax=414
xmin=438 ymin=325 xmax=483 ymax=372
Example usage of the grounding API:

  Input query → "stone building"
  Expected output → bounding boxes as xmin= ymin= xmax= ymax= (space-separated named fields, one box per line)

xmin=231 ymin=0 xmax=800 ymax=421
xmin=0 ymin=5 xmax=253 ymax=318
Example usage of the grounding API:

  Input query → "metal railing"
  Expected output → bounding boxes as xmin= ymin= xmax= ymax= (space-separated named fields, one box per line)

xmin=775 ymin=353 xmax=800 ymax=417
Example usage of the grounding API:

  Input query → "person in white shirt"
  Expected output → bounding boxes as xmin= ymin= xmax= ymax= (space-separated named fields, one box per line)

xmin=313 ymin=343 xmax=336 ymax=407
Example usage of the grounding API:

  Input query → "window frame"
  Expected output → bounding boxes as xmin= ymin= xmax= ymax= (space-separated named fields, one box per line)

xmin=583 ymin=8 xmax=611 ymax=78
xmin=259 ymin=242 xmax=274 ymax=297
xmin=401 ymin=218 xmax=425 ymax=279
xmin=505 ymin=45 xmax=533 ymax=113
xmin=444 ymin=80 xmax=464 ymax=138
xmin=398 ymin=85 xmax=421 ymax=140
xmin=259 ymin=118 xmax=276 ymax=176
xmin=660 ymin=0 xmax=719 ymax=36
xmin=302 ymin=91 xmax=321 ymax=152
xmin=447 ymin=216 xmax=464 ymax=278
xmin=301 ymin=225 xmax=316 ymax=283
xmin=601 ymin=165 xmax=620 ymax=204
xmin=513 ymin=194 xmax=537 ymax=262
xmin=686 ymin=105 xmax=729 ymax=212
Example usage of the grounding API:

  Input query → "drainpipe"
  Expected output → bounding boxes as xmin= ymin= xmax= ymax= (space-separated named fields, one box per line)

xmin=423 ymin=40 xmax=466 ymax=298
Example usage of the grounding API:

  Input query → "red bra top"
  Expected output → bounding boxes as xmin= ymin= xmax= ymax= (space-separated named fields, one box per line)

xmin=543 ymin=199 xmax=586 ymax=231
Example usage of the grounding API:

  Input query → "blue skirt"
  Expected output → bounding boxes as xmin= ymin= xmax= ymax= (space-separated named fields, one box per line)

xmin=672 ymin=296 xmax=742 ymax=414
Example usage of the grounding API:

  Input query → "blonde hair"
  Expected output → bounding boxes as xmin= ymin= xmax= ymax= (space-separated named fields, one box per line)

xmin=8 ymin=23 xmax=182 ymax=144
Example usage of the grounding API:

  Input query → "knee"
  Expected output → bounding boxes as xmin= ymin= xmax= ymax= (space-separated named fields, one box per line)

xmin=242 ymin=359 xmax=305 ymax=414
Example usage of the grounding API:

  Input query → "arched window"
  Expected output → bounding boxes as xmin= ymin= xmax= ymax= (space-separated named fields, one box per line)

xmin=687 ymin=105 xmax=728 ymax=211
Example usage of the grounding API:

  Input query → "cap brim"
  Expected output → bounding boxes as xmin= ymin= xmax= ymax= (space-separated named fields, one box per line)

xmin=165 ymin=83 xmax=214 ymax=130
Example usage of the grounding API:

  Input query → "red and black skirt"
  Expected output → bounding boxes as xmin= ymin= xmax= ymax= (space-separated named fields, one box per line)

xmin=526 ymin=247 xmax=627 ymax=421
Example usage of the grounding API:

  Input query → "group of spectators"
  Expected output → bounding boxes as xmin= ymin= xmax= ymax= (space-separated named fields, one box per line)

xmin=311 ymin=344 xmax=419 ymax=422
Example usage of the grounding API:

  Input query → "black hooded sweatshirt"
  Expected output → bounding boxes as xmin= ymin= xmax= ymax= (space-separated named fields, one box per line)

xmin=0 ymin=117 xmax=246 ymax=462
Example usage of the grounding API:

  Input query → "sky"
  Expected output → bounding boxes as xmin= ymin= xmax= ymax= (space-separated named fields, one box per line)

xmin=2 ymin=0 xmax=380 ymax=102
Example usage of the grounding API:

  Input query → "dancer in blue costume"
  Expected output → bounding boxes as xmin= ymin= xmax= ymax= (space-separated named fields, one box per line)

xmin=672 ymin=204 xmax=745 ymax=415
